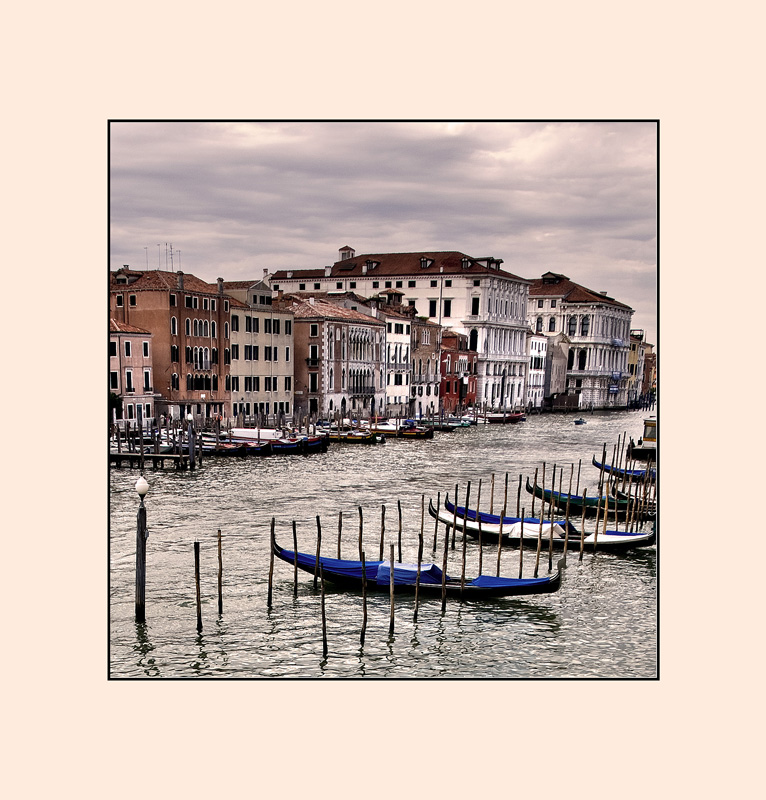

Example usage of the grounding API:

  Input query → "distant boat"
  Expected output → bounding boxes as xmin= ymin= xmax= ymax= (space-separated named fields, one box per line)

xmin=574 ymin=418 xmax=587 ymax=425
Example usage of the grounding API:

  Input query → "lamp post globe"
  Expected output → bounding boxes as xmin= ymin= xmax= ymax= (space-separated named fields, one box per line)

xmin=136 ymin=475 xmax=149 ymax=501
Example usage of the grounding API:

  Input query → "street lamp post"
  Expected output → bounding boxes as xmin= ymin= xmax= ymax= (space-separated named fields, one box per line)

xmin=135 ymin=475 xmax=149 ymax=623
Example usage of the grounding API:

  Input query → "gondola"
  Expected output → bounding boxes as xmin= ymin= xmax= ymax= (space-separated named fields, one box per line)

xmin=592 ymin=456 xmax=656 ymax=482
xmin=525 ymin=477 xmax=632 ymax=517
xmin=272 ymin=541 xmax=564 ymax=597
xmin=484 ymin=412 xmax=526 ymax=424
xmin=428 ymin=497 xmax=655 ymax=552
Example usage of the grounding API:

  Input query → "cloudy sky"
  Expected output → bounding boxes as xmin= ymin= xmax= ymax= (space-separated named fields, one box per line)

xmin=110 ymin=121 xmax=657 ymax=344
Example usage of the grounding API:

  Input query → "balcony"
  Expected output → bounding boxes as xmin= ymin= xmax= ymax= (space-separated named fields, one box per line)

xmin=305 ymin=357 xmax=320 ymax=366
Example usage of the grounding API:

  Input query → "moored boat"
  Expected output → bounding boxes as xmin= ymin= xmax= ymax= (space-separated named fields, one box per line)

xmin=272 ymin=541 xmax=564 ymax=597
xmin=592 ymin=456 xmax=656 ymax=482
xmin=525 ymin=477 xmax=632 ymax=517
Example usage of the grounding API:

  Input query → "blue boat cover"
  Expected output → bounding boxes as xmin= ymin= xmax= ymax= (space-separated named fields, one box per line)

xmin=469 ymin=574 xmax=552 ymax=588
xmin=280 ymin=548 xmax=383 ymax=580
xmin=375 ymin=563 xmax=445 ymax=585
xmin=445 ymin=499 xmax=579 ymax=534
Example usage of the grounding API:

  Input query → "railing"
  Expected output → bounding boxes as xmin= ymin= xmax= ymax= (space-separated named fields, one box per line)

xmin=306 ymin=357 xmax=320 ymax=366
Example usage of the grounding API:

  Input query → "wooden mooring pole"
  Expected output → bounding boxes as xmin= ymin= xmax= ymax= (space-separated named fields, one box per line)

xmin=217 ymin=528 xmax=223 ymax=615
xmin=320 ymin=564 xmax=328 ymax=659
xmin=432 ymin=491 xmax=440 ymax=551
xmin=194 ymin=540 xmax=203 ymax=633
xmin=292 ymin=520 xmax=298 ymax=597
xmin=268 ymin=518 xmax=275 ymax=608
xmin=360 ymin=551 xmax=368 ymax=646
xmin=388 ymin=543 xmax=396 ymax=635
xmin=313 ymin=515 xmax=322 ymax=590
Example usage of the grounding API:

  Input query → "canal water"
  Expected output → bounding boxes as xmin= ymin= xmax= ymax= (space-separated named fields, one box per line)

xmin=109 ymin=409 xmax=657 ymax=678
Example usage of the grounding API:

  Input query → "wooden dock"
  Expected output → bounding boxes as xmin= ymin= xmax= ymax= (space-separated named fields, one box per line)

xmin=109 ymin=451 xmax=194 ymax=470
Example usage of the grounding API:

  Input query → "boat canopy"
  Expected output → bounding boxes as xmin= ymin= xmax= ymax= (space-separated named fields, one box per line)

xmin=375 ymin=562 xmax=444 ymax=585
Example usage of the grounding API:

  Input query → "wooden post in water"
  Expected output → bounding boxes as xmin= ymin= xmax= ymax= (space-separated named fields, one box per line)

xmin=320 ymin=564 xmax=328 ymax=659
xmin=292 ymin=520 xmax=298 ymax=597
xmin=518 ymin=510 xmax=525 ymax=578
xmin=388 ymin=543 xmax=396 ymax=635
xmin=135 ymin=481 xmax=148 ymax=623
xmin=516 ymin=474 xmax=522 ymax=517
xmin=451 ymin=484 xmax=459 ymax=550
xmin=313 ymin=515 xmax=322 ymax=590
xmin=397 ymin=499 xmax=403 ymax=563
xmin=576 ymin=458 xmax=582 ymax=496
xmin=137 ymin=406 xmax=145 ymax=474
xmin=563 ymin=465 xmax=574 ymax=563
xmin=432 ymin=491 xmax=440 ymax=551
xmin=379 ymin=504 xmax=386 ymax=560
xmin=460 ymin=480 xmax=472 ymax=593
xmin=267 ymin=518 xmax=275 ymax=608
xmin=217 ymin=528 xmax=223 ymax=615
xmin=414 ymin=497 xmax=424 ymax=622
xmin=579 ymin=489 xmax=588 ymax=561
xmin=495 ymin=474 xmax=508 ymax=577
xmin=358 ymin=506 xmax=364 ymax=560
xmin=489 ymin=473 xmax=495 ymax=514
xmin=531 ymin=467 xmax=538 ymax=517
xmin=548 ymin=466 xmax=558 ymax=572
xmin=337 ymin=510 xmax=343 ymax=559
xmin=360 ymin=551 xmax=368 ymax=646
xmin=194 ymin=540 xmax=203 ymax=633
xmin=534 ymin=464 xmax=546 ymax=578
xmin=441 ymin=502 xmax=450 ymax=614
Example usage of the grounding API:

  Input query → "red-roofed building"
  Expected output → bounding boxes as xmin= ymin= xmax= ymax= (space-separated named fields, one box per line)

xmin=276 ymin=293 xmax=386 ymax=420
xmin=110 ymin=267 xmax=232 ymax=421
xmin=527 ymin=272 xmax=634 ymax=408
xmin=270 ymin=246 xmax=532 ymax=411
xmin=439 ymin=331 xmax=478 ymax=414
xmin=109 ymin=319 xmax=156 ymax=425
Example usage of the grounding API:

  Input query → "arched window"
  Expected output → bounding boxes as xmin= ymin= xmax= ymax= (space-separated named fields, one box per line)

xmin=171 ymin=317 xmax=177 ymax=336
xmin=469 ymin=329 xmax=478 ymax=351
xmin=580 ymin=316 xmax=590 ymax=336
xmin=567 ymin=349 xmax=575 ymax=370
xmin=186 ymin=373 xmax=193 ymax=390
xmin=203 ymin=320 xmax=209 ymax=337
xmin=185 ymin=318 xmax=191 ymax=336
xmin=578 ymin=349 xmax=587 ymax=370
xmin=548 ymin=317 xmax=556 ymax=332
xmin=568 ymin=316 xmax=577 ymax=336
xmin=193 ymin=319 xmax=199 ymax=337
xmin=536 ymin=316 xmax=543 ymax=333
xmin=211 ymin=321 xmax=216 ymax=338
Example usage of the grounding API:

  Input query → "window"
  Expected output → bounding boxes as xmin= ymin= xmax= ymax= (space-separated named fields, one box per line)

xmin=264 ymin=346 xmax=272 ymax=361
xmin=284 ymin=376 xmax=292 ymax=391
xmin=429 ymin=299 xmax=437 ymax=317
xmin=471 ymin=297 xmax=480 ymax=315
xmin=408 ymin=280 xmax=416 ymax=288
xmin=185 ymin=346 xmax=192 ymax=363
xmin=336 ymin=282 xmax=343 ymax=289
xmin=109 ymin=341 xmax=117 ymax=357
xmin=232 ymin=314 xmax=239 ymax=332
xmin=170 ymin=293 xmax=177 ymax=307
xmin=143 ymin=370 xmax=151 ymax=391
xmin=285 ymin=346 xmax=290 ymax=362
xmin=549 ymin=317 xmax=556 ymax=332
xmin=116 ymin=294 xmax=124 ymax=307
xmin=211 ymin=300 xmax=216 ymax=312
xmin=264 ymin=318 xmax=271 ymax=334
xmin=372 ymin=281 xmax=379 ymax=288
xmin=551 ymin=299 xmax=557 ymax=308
xmin=430 ymin=280 xmax=437 ymax=287
xmin=171 ymin=317 xmax=177 ymax=335
xmin=309 ymin=373 xmax=318 ymax=392
xmin=445 ymin=280 xmax=452 ymax=287
xmin=231 ymin=376 xmax=239 ymax=391
xmin=310 ymin=324 xmax=319 ymax=337
xmin=124 ymin=341 xmax=131 ymax=357
xmin=203 ymin=298 xmax=209 ymax=310
xmin=233 ymin=344 xmax=240 ymax=359
xmin=536 ymin=316 xmax=543 ymax=332
xmin=473 ymin=279 xmax=480 ymax=287
xmin=349 ymin=282 xmax=356 ymax=289
xmin=395 ymin=281 xmax=403 ymax=288
xmin=172 ymin=373 xmax=179 ymax=390
xmin=285 ymin=320 xmax=291 ymax=335
xmin=299 ymin=283 xmax=306 ymax=290
xmin=273 ymin=319 xmax=280 ymax=335
xmin=443 ymin=299 xmax=452 ymax=318
xmin=385 ymin=281 xmax=392 ymax=288
xmin=272 ymin=285 xmax=280 ymax=291
xmin=387 ymin=323 xmax=392 ymax=333
xmin=125 ymin=370 xmax=134 ymax=391
xmin=224 ymin=322 xmax=229 ymax=339
xmin=264 ymin=377 xmax=272 ymax=392
xmin=110 ymin=371 xmax=118 ymax=389
xmin=211 ymin=321 xmax=216 ymax=338
xmin=538 ymin=299 xmax=544 ymax=308
xmin=143 ymin=341 xmax=149 ymax=358
xmin=568 ymin=316 xmax=577 ymax=336
xmin=581 ymin=316 xmax=590 ymax=336
xmin=185 ymin=296 xmax=193 ymax=308
xmin=129 ymin=294 xmax=137 ymax=306
xmin=224 ymin=300 xmax=229 ymax=312
xmin=185 ymin=319 xmax=191 ymax=336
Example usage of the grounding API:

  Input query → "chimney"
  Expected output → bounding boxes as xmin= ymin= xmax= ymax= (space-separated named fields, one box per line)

xmin=339 ymin=246 xmax=355 ymax=260
xmin=177 ymin=271 xmax=184 ymax=290
xmin=600 ymin=291 xmax=608 ymax=296
xmin=309 ymin=296 xmax=315 ymax=306
xmin=218 ymin=277 xmax=224 ymax=295
xmin=362 ymin=264 xmax=367 ymax=275
xmin=324 ymin=266 xmax=332 ymax=277
xmin=287 ymin=271 xmax=293 ymax=278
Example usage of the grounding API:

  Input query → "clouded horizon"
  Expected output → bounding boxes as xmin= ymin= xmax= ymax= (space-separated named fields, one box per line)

xmin=110 ymin=121 xmax=657 ymax=345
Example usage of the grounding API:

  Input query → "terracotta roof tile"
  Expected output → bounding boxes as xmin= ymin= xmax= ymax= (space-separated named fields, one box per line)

xmin=284 ymin=295 xmax=384 ymax=325
xmin=110 ymin=318 xmax=151 ymax=334
xmin=528 ymin=272 xmax=632 ymax=310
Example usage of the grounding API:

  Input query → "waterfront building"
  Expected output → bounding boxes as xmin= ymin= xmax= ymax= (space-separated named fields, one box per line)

xmin=439 ymin=331 xmax=478 ymax=414
xmin=527 ymin=272 xmax=633 ymax=409
xmin=526 ymin=331 xmax=547 ymax=410
xmin=628 ymin=330 xmax=648 ymax=406
xmin=110 ymin=268 xmax=232 ymax=420
xmin=223 ymin=279 xmax=295 ymax=420
xmin=269 ymin=247 xmax=532 ymax=410
xmin=277 ymin=294 xmax=386 ymax=420
xmin=410 ymin=316 xmax=442 ymax=418
xmin=109 ymin=319 xmax=157 ymax=425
